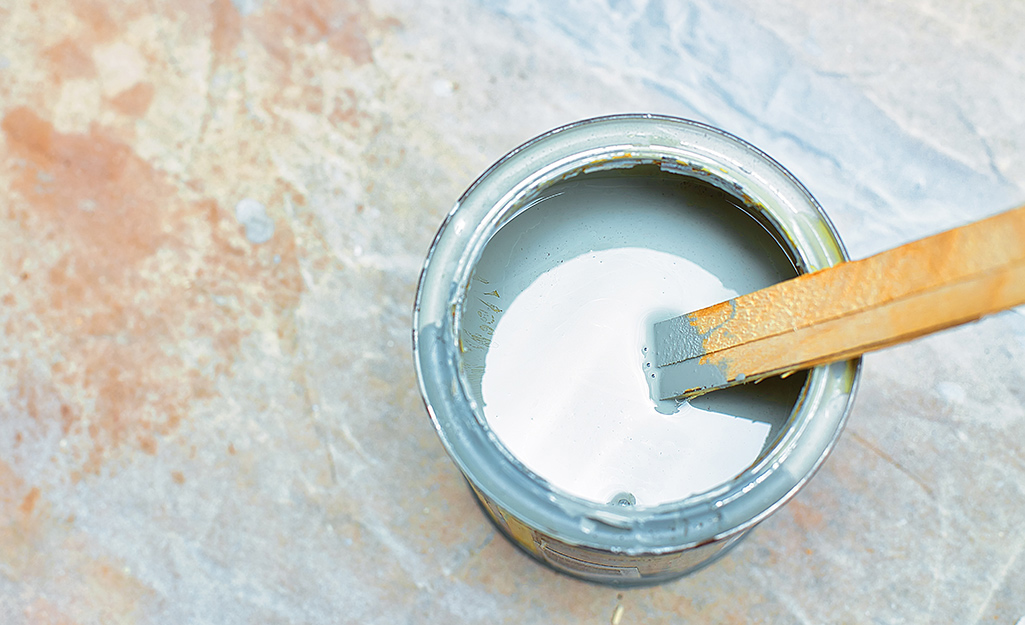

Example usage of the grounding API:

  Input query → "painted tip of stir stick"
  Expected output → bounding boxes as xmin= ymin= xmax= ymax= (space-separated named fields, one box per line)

xmin=655 ymin=203 xmax=1025 ymax=400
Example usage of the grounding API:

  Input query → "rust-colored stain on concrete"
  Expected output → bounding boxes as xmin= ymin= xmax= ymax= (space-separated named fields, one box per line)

xmin=1 ymin=103 xmax=303 ymax=474
xmin=18 ymin=486 xmax=41 ymax=517
xmin=44 ymin=40 xmax=98 ymax=82
xmin=109 ymin=83 xmax=155 ymax=118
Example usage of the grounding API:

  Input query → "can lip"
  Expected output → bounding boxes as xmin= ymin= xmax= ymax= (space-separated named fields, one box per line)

xmin=413 ymin=114 xmax=861 ymax=554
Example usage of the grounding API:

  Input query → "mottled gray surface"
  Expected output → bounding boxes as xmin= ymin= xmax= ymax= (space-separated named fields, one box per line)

xmin=1 ymin=0 xmax=1023 ymax=623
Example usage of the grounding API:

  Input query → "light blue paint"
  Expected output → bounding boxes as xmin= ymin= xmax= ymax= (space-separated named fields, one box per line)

xmin=231 ymin=0 xmax=263 ymax=17
xmin=235 ymin=198 xmax=275 ymax=244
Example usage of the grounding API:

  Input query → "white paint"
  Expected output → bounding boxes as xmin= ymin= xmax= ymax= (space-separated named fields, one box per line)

xmin=462 ymin=169 xmax=804 ymax=507
xmin=482 ymin=247 xmax=771 ymax=506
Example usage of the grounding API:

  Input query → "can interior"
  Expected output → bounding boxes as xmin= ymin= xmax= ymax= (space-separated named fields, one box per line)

xmin=456 ymin=162 xmax=812 ymax=507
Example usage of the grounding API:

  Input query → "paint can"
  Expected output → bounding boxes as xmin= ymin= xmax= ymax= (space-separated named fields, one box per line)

xmin=413 ymin=115 xmax=859 ymax=585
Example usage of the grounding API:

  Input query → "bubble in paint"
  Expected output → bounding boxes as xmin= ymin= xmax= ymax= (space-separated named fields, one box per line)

xmin=609 ymin=492 xmax=636 ymax=506
xmin=235 ymin=198 xmax=275 ymax=244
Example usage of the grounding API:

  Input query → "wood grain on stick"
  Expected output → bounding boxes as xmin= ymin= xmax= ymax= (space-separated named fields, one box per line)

xmin=655 ymin=204 xmax=1025 ymax=399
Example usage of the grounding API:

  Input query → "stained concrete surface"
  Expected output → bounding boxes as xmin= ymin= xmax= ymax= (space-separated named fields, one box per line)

xmin=1 ymin=1 xmax=1024 ymax=623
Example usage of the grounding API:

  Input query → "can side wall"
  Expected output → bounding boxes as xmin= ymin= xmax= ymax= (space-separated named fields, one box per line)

xmin=469 ymin=483 xmax=745 ymax=587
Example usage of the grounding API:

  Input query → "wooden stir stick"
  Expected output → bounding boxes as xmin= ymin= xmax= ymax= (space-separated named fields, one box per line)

xmin=655 ymin=204 xmax=1025 ymax=400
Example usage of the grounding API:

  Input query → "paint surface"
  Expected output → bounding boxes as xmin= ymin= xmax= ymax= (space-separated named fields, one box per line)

xmin=460 ymin=168 xmax=808 ymax=506
xmin=482 ymin=246 xmax=772 ymax=505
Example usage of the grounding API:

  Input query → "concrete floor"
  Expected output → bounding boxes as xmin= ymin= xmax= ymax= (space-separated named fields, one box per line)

xmin=1 ymin=0 xmax=1024 ymax=622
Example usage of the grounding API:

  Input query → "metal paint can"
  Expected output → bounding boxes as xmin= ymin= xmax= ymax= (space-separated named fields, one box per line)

xmin=413 ymin=115 xmax=859 ymax=585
